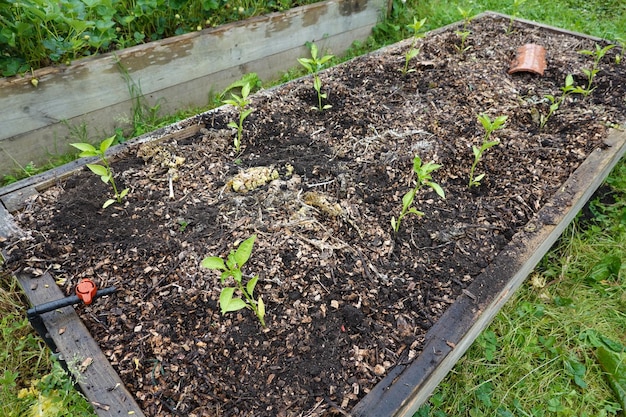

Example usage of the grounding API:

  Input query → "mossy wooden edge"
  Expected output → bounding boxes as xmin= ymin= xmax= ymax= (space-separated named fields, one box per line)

xmin=351 ymin=128 xmax=626 ymax=416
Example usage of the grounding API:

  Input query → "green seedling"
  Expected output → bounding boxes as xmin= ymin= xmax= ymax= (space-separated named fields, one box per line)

xmin=469 ymin=114 xmax=507 ymax=187
xmin=222 ymin=81 xmax=255 ymax=153
xmin=455 ymin=7 xmax=473 ymax=54
xmin=201 ymin=235 xmax=266 ymax=327
xmin=298 ymin=42 xmax=334 ymax=111
xmin=391 ymin=156 xmax=445 ymax=234
xmin=578 ymin=43 xmax=615 ymax=95
xmin=614 ymin=37 xmax=625 ymax=64
xmin=218 ymin=73 xmax=261 ymax=102
xmin=402 ymin=17 xmax=427 ymax=74
xmin=455 ymin=30 xmax=472 ymax=54
xmin=540 ymin=74 xmax=586 ymax=128
xmin=507 ymin=0 xmax=527 ymax=34
xmin=70 ymin=136 xmax=129 ymax=209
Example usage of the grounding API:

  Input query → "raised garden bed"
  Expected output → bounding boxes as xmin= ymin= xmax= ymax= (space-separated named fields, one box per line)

xmin=0 ymin=0 xmax=387 ymax=178
xmin=2 ymin=12 xmax=626 ymax=417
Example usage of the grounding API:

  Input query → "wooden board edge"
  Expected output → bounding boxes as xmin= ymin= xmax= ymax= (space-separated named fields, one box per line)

xmin=0 ymin=122 xmax=204 ymax=211
xmin=0 ymin=202 xmax=24 ymax=240
xmin=479 ymin=11 xmax=609 ymax=42
xmin=351 ymin=129 xmax=626 ymax=416
xmin=15 ymin=271 xmax=145 ymax=417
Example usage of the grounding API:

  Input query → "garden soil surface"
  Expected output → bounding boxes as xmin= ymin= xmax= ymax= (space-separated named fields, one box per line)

xmin=8 ymin=15 xmax=626 ymax=417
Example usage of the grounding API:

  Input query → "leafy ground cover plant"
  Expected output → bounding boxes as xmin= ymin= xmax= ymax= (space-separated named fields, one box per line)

xmin=578 ymin=43 xmax=616 ymax=95
xmin=222 ymin=81 xmax=255 ymax=153
xmin=401 ymin=16 xmax=427 ymax=74
xmin=0 ymin=0 xmax=320 ymax=77
xmin=391 ymin=156 xmax=445 ymax=234
xmin=469 ymin=113 xmax=507 ymax=187
xmin=70 ymin=136 xmax=129 ymax=208
xmin=297 ymin=42 xmax=334 ymax=111
xmin=201 ymin=235 xmax=266 ymax=327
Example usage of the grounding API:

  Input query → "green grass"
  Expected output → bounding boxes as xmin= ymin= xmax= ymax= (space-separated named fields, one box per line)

xmin=0 ymin=271 xmax=95 ymax=416
xmin=1 ymin=0 xmax=625 ymax=415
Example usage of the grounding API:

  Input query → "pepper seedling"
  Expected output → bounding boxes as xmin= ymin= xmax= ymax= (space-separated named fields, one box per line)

xmin=469 ymin=113 xmax=507 ymax=187
xmin=298 ymin=42 xmax=334 ymax=111
xmin=70 ymin=136 xmax=129 ymax=209
xmin=201 ymin=235 xmax=266 ymax=327
xmin=391 ymin=156 xmax=445 ymax=234
xmin=222 ymin=81 xmax=255 ymax=153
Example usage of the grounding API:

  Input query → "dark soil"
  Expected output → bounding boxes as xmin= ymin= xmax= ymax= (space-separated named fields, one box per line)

xmin=8 ymin=14 xmax=626 ymax=417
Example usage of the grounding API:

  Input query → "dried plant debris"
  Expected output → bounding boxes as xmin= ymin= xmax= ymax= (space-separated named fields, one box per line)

xmin=10 ymin=16 xmax=626 ymax=417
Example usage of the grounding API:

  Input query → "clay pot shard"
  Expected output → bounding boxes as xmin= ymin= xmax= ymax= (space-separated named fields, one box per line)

xmin=509 ymin=43 xmax=547 ymax=76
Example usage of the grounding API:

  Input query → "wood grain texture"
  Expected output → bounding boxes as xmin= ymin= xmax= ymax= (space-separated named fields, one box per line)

xmin=0 ymin=202 xmax=23 ymax=240
xmin=16 ymin=271 xmax=145 ymax=417
xmin=0 ymin=0 xmax=387 ymax=176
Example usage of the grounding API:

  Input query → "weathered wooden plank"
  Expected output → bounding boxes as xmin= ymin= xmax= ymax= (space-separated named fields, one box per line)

xmin=0 ymin=120 xmax=204 ymax=212
xmin=16 ymin=271 xmax=145 ymax=417
xmin=351 ymin=128 xmax=626 ymax=416
xmin=0 ymin=202 xmax=23 ymax=240
xmin=0 ymin=0 xmax=388 ymax=177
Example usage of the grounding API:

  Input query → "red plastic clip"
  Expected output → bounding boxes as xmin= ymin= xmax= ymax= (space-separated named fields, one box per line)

xmin=76 ymin=279 xmax=97 ymax=305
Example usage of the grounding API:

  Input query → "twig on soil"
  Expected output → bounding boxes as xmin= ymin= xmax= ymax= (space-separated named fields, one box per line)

xmin=323 ymin=396 xmax=352 ymax=416
xmin=306 ymin=179 xmax=335 ymax=188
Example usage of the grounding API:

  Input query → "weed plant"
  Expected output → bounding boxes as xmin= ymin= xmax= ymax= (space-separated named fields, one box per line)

xmin=0 ymin=272 xmax=94 ymax=416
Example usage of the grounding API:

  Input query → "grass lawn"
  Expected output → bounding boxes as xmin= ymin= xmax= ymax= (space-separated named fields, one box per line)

xmin=1 ymin=0 xmax=625 ymax=416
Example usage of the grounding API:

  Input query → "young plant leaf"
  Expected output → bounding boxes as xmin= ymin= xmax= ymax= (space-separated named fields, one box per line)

xmin=402 ymin=188 xmax=416 ymax=209
xmin=102 ymin=199 xmax=116 ymax=209
xmin=234 ymin=235 xmax=256 ymax=267
xmin=201 ymin=256 xmax=226 ymax=270
xmin=429 ymin=181 xmax=446 ymax=199
xmin=100 ymin=135 xmax=115 ymax=153
xmin=246 ymin=275 xmax=258 ymax=298
xmin=70 ymin=142 xmax=97 ymax=155
xmin=86 ymin=163 xmax=108 ymax=177
xmin=407 ymin=207 xmax=424 ymax=216
xmin=219 ymin=287 xmax=247 ymax=314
